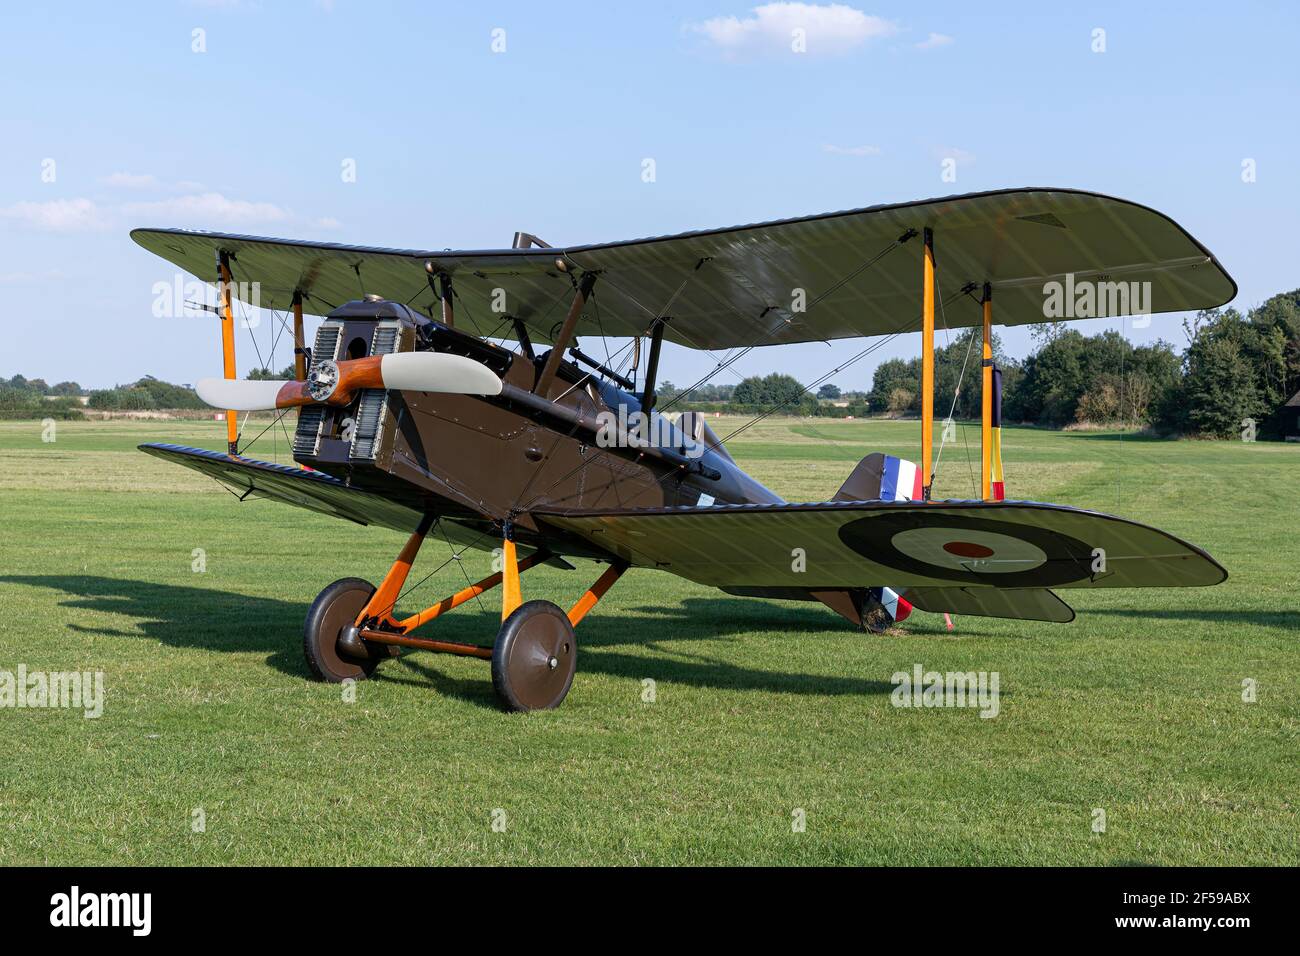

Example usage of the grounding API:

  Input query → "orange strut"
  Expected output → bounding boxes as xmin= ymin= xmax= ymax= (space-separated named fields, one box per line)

xmin=358 ymin=630 xmax=494 ymax=659
xmin=292 ymin=290 xmax=306 ymax=382
xmin=501 ymin=538 xmax=521 ymax=621
xmin=568 ymin=561 xmax=628 ymax=627
xmin=980 ymin=283 xmax=993 ymax=501
xmin=218 ymin=255 xmax=239 ymax=454
xmin=397 ymin=551 xmax=548 ymax=632
xmin=355 ymin=527 xmax=427 ymax=627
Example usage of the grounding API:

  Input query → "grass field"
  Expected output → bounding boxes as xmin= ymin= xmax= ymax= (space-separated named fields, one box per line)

xmin=0 ymin=416 xmax=1295 ymax=865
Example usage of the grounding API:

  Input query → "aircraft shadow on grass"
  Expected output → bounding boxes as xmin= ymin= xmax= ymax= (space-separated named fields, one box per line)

xmin=1 ymin=575 xmax=895 ymax=708
xmin=1085 ymin=607 xmax=1300 ymax=629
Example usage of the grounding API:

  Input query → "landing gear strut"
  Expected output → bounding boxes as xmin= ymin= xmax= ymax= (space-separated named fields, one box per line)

xmin=299 ymin=520 xmax=627 ymax=711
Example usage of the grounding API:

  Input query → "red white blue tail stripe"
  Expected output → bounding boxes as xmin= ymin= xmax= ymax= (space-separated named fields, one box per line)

xmin=872 ymin=585 xmax=913 ymax=623
xmin=876 ymin=454 xmax=919 ymax=624
xmin=879 ymin=455 xmax=924 ymax=502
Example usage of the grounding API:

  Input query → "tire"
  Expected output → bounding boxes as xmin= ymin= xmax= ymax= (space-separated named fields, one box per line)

xmin=491 ymin=600 xmax=577 ymax=712
xmin=303 ymin=578 xmax=382 ymax=683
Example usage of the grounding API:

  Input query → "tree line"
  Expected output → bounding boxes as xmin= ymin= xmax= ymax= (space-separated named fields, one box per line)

xmin=5 ymin=288 xmax=1296 ymax=437
xmin=870 ymin=289 xmax=1298 ymax=438
xmin=667 ymin=288 xmax=1300 ymax=439
xmin=0 ymin=375 xmax=86 ymax=419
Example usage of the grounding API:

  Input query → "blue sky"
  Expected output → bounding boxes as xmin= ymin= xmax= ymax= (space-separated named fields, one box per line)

xmin=1 ymin=1 xmax=1296 ymax=389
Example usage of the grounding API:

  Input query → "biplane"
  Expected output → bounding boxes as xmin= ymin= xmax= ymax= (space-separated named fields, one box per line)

xmin=132 ymin=187 xmax=1234 ymax=711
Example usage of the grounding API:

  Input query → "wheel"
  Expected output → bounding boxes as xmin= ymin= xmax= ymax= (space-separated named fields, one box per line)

xmin=303 ymin=578 xmax=383 ymax=683
xmin=491 ymin=600 xmax=577 ymax=712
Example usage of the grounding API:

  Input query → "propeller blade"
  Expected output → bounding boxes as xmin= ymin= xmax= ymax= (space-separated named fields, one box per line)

xmin=378 ymin=352 xmax=503 ymax=396
xmin=193 ymin=352 xmax=502 ymax=412
xmin=195 ymin=378 xmax=294 ymax=411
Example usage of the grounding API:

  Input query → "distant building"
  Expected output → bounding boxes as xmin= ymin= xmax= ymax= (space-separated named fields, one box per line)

xmin=1286 ymin=391 xmax=1300 ymax=442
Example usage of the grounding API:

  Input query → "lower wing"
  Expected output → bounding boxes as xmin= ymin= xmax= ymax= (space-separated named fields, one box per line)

xmin=139 ymin=442 xmax=426 ymax=533
xmin=536 ymin=499 xmax=1226 ymax=591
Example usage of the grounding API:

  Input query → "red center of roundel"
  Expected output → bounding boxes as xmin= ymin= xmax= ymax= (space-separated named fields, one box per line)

xmin=942 ymin=541 xmax=995 ymax=559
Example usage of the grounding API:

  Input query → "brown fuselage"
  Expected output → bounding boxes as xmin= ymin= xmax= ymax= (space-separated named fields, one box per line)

xmin=292 ymin=303 xmax=779 ymax=562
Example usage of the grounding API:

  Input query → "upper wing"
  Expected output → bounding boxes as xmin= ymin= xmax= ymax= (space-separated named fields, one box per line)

xmin=131 ymin=187 xmax=1235 ymax=350
xmin=536 ymin=499 xmax=1226 ymax=591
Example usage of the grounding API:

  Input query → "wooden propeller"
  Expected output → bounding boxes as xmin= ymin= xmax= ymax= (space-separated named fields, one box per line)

xmin=195 ymin=352 xmax=503 ymax=411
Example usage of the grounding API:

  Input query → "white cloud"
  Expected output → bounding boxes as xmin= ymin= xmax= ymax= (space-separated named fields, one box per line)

xmin=0 ymin=198 xmax=107 ymax=232
xmin=101 ymin=172 xmax=158 ymax=189
xmin=823 ymin=143 xmax=882 ymax=156
xmin=3 ymin=190 xmax=323 ymax=235
xmin=101 ymin=172 xmax=207 ymax=192
xmin=122 ymin=192 xmax=290 ymax=228
xmin=916 ymin=32 xmax=953 ymax=50
xmin=689 ymin=3 xmax=898 ymax=58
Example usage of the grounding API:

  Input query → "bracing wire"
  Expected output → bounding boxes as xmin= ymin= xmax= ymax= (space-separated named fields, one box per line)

xmin=657 ymin=234 xmax=911 ymax=414
xmin=930 ymin=288 xmax=978 ymax=488
xmin=512 ymin=238 xmax=921 ymax=513
xmin=717 ymin=287 xmax=970 ymax=448
xmin=369 ymin=519 xmax=498 ymax=623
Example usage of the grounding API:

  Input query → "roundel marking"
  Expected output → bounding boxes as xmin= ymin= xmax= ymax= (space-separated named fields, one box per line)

xmin=837 ymin=511 xmax=1096 ymax=587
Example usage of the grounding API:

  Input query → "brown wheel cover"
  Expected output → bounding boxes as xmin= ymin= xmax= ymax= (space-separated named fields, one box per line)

xmin=491 ymin=600 xmax=577 ymax=712
xmin=303 ymin=577 xmax=382 ymax=683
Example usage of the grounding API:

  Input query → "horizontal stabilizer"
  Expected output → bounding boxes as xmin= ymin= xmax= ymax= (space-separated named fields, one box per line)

xmin=905 ymin=586 xmax=1074 ymax=623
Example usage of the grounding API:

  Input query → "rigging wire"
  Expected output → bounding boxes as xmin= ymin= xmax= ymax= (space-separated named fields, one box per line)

xmin=578 ymin=292 xmax=966 ymax=512
xmin=513 ymin=239 xmax=932 ymax=513
xmin=930 ymin=288 xmax=978 ymax=490
xmin=377 ymin=521 xmax=497 ymax=622
xmin=504 ymin=266 xmax=709 ymax=517
xmin=565 ymin=260 xmax=759 ymax=398
xmin=719 ymin=286 xmax=971 ymax=448
xmin=658 ymin=235 xmax=910 ymax=414
xmin=236 ymin=407 xmax=293 ymax=453
xmin=438 ymin=517 xmax=488 ymax=614
xmin=450 ymin=281 xmax=489 ymax=337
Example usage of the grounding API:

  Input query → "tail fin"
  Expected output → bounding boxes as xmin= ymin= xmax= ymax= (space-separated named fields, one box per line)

xmin=823 ymin=452 xmax=921 ymax=631
xmin=835 ymin=452 xmax=923 ymax=502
